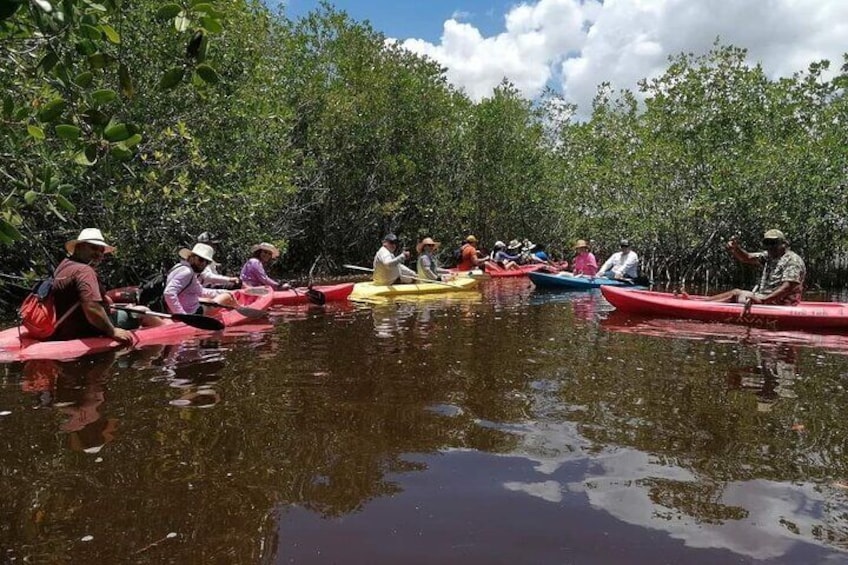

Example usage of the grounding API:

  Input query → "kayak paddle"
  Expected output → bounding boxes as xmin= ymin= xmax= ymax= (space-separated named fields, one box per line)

xmin=199 ymin=300 xmax=268 ymax=319
xmin=112 ymin=305 xmax=225 ymax=331
xmin=343 ymin=264 xmax=466 ymax=289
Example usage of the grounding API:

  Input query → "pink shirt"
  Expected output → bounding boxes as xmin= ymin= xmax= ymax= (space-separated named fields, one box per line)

xmin=572 ymin=251 xmax=598 ymax=276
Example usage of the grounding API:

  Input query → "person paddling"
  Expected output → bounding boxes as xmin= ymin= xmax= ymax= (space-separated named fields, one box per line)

xmin=416 ymin=237 xmax=450 ymax=281
xmin=195 ymin=232 xmax=240 ymax=289
xmin=164 ymin=243 xmax=240 ymax=315
xmin=240 ymin=243 xmax=290 ymax=290
xmin=571 ymin=239 xmax=598 ymax=276
xmin=598 ymin=239 xmax=639 ymax=280
xmin=456 ymin=235 xmax=486 ymax=271
xmin=706 ymin=229 xmax=805 ymax=305
xmin=374 ymin=233 xmax=416 ymax=284
xmin=50 ymin=228 xmax=161 ymax=343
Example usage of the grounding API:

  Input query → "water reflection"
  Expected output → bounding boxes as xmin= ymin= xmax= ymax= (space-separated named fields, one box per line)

xmin=22 ymin=354 xmax=119 ymax=454
xmin=2 ymin=280 xmax=848 ymax=563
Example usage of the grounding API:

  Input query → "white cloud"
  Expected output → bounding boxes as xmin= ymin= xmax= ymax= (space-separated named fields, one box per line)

xmin=397 ymin=0 xmax=848 ymax=115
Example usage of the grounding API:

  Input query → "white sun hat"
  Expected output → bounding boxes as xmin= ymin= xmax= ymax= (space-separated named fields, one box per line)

xmin=65 ymin=228 xmax=116 ymax=255
xmin=178 ymin=242 xmax=215 ymax=262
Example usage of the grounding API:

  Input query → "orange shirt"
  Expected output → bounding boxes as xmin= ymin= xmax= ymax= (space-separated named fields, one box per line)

xmin=457 ymin=244 xmax=479 ymax=271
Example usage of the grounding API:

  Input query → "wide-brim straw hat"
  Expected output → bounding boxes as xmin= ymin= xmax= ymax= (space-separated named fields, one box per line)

xmin=65 ymin=228 xmax=115 ymax=255
xmin=416 ymin=237 xmax=440 ymax=253
xmin=507 ymin=239 xmax=521 ymax=251
xmin=574 ymin=239 xmax=589 ymax=250
xmin=179 ymin=242 xmax=215 ymax=262
xmin=250 ymin=242 xmax=280 ymax=258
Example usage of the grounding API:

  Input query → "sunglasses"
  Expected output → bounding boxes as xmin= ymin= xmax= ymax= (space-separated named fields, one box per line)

xmin=762 ymin=239 xmax=782 ymax=247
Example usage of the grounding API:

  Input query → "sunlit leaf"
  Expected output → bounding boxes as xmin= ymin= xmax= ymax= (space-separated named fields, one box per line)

xmin=100 ymin=24 xmax=120 ymax=44
xmin=27 ymin=125 xmax=45 ymax=140
xmin=55 ymin=124 xmax=82 ymax=140
xmin=55 ymin=194 xmax=77 ymax=214
xmin=174 ymin=11 xmax=190 ymax=32
xmin=91 ymin=89 xmax=117 ymax=105
xmin=200 ymin=16 xmax=221 ymax=33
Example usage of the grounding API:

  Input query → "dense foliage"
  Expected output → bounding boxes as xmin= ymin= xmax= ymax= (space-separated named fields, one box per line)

xmin=2 ymin=1 xmax=847 ymax=310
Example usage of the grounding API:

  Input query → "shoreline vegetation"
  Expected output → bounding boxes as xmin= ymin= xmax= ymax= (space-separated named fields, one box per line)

xmin=2 ymin=1 xmax=847 ymax=313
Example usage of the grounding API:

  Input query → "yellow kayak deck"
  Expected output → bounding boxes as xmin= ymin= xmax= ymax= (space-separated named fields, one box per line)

xmin=350 ymin=277 xmax=479 ymax=300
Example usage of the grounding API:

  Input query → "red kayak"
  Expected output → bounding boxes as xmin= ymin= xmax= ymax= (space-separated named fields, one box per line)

xmin=601 ymin=286 xmax=848 ymax=330
xmin=450 ymin=263 xmax=545 ymax=278
xmin=0 ymin=289 xmax=274 ymax=362
xmin=271 ymin=283 xmax=354 ymax=305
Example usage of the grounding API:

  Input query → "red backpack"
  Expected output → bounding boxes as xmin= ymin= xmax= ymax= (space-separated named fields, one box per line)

xmin=18 ymin=278 xmax=77 ymax=340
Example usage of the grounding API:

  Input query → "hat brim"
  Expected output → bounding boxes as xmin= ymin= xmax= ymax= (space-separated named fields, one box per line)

xmin=179 ymin=247 xmax=214 ymax=262
xmin=250 ymin=245 xmax=280 ymax=258
xmin=416 ymin=241 xmax=440 ymax=253
xmin=65 ymin=239 xmax=115 ymax=255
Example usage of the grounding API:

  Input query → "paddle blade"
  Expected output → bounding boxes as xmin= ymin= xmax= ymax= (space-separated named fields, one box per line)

xmin=171 ymin=313 xmax=225 ymax=331
xmin=234 ymin=306 xmax=268 ymax=319
xmin=306 ymin=288 xmax=326 ymax=306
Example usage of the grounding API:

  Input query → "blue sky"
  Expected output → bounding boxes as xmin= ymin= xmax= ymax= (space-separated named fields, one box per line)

xmin=267 ymin=0 xmax=508 ymax=42
xmin=263 ymin=0 xmax=848 ymax=115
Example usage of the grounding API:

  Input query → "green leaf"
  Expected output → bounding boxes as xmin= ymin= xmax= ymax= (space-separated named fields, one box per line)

xmin=174 ymin=11 xmax=190 ymax=32
xmin=192 ymin=3 xmax=213 ymax=13
xmin=37 ymin=98 xmax=66 ymax=122
xmin=155 ymin=3 xmax=181 ymax=20
xmin=158 ymin=67 xmax=185 ymax=91
xmin=73 ymin=149 xmax=96 ymax=166
xmin=55 ymin=124 xmax=82 ymax=140
xmin=24 ymin=191 xmax=39 ymax=205
xmin=118 ymin=64 xmax=134 ymax=99
xmin=83 ymin=1 xmax=107 ymax=12
xmin=88 ymin=53 xmax=110 ymax=69
xmin=74 ymin=71 xmax=94 ymax=87
xmin=38 ymin=52 xmax=59 ymax=73
xmin=27 ymin=125 xmax=45 ymax=139
xmin=195 ymin=64 xmax=219 ymax=85
xmin=79 ymin=23 xmax=102 ymax=40
xmin=0 ymin=218 xmax=22 ymax=240
xmin=100 ymin=23 xmax=120 ymax=44
xmin=104 ymin=123 xmax=130 ymax=141
xmin=200 ymin=16 xmax=221 ymax=34
xmin=91 ymin=89 xmax=117 ymax=105
xmin=58 ymin=184 xmax=75 ymax=197
xmin=55 ymin=194 xmax=77 ymax=214
xmin=123 ymin=133 xmax=143 ymax=148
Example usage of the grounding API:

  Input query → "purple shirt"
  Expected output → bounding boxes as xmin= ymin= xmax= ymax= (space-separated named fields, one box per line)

xmin=240 ymin=258 xmax=279 ymax=288
xmin=164 ymin=261 xmax=217 ymax=314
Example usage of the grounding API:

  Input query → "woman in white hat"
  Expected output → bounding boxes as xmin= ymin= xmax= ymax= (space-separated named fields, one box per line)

xmin=490 ymin=240 xmax=520 ymax=270
xmin=164 ymin=243 xmax=239 ymax=315
xmin=416 ymin=237 xmax=450 ymax=281
xmin=239 ymin=243 xmax=290 ymax=290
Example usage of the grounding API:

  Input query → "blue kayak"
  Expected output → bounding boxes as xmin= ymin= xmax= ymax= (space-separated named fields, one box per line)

xmin=528 ymin=271 xmax=646 ymax=290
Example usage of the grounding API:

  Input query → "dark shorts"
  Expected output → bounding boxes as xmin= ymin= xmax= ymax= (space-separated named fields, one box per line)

xmin=109 ymin=309 xmax=141 ymax=330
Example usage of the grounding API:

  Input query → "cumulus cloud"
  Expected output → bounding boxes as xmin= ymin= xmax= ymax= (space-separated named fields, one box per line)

xmin=398 ymin=0 xmax=848 ymax=115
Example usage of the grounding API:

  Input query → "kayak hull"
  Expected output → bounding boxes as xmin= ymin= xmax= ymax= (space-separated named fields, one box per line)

xmin=350 ymin=277 xmax=478 ymax=300
xmin=529 ymin=271 xmax=645 ymax=289
xmin=450 ymin=263 xmax=543 ymax=278
xmin=600 ymin=286 xmax=848 ymax=330
xmin=0 ymin=288 xmax=275 ymax=362
xmin=271 ymin=283 xmax=354 ymax=305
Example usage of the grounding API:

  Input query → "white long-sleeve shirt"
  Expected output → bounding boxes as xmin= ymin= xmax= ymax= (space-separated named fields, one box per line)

xmin=598 ymin=250 xmax=639 ymax=279
xmin=373 ymin=246 xmax=407 ymax=285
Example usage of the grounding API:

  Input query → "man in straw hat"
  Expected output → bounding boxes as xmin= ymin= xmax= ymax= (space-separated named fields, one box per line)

xmin=706 ymin=228 xmax=805 ymax=305
xmin=164 ymin=243 xmax=239 ymax=315
xmin=571 ymin=239 xmax=598 ymax=276
xmin=373 ymin=233 xmax=416 ymax=285
xmin=416 ymin=237 xmax=450 ymax=281
xmin=240 ymin=242 xmax=290 ymax=290
xmin=50 ymin=228 xmax=160 ymax=342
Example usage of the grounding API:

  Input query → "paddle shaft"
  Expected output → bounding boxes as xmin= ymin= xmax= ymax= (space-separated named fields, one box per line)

xmin=112 ymin=305 xmax=224 ymax=331
xmin=199 ymin=300 xmax=267 ymax=319
xmin=343 ymin=264 xmax=463 ymax=288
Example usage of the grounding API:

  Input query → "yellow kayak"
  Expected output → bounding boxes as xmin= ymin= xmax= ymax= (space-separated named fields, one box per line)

xmin=350 ymin=277 xmax=479 ymax=300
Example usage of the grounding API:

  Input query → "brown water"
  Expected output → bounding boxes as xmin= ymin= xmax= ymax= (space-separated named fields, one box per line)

xmin=2 ymin=280 xmax=848 ymax=564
